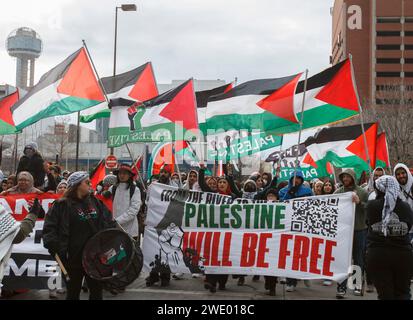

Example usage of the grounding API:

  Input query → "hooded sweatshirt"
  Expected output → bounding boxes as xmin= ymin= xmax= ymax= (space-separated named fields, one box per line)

xmin=335 ymin=168 xmax=368 ymax=231
xmin=366 ymin=166 xmax=385 ymax=200
xmin=242 ymin=179 xmax=258 ymax=200
xmin=278 ymin=171 xmax=313 ymax=201
xmin=394 ymin=163 xmax=413 ymax=211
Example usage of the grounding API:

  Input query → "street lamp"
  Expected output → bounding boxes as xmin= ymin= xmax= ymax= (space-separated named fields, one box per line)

xmin=111 ymin=4 xmax=137 ymax=155
xmin=114 ymin=4 xmax=137 ymax=77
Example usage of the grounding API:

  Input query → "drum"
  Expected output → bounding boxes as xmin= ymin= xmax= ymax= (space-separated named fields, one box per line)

xmin=82 ymin=228 xmax=143 ymax=290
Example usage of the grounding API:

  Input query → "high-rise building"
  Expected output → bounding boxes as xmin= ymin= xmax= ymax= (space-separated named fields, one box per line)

xmin=331 ymin=0 xmax=413 ymax=105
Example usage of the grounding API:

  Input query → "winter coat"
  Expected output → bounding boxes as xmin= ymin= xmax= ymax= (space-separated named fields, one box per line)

xmin=334 ymin=168 xmax=368 ymax=231
xmin=16 ymin=153 xmax=46 ymax=188
xmin=111 ymin=183 xmax=142 ymax=238
xmin=42 ymin=195 xmax=116 ymax=267
xmin=366 ymin=197 xmax=413 ymax=250
xmin=278 ymin=171 xmax=313 ymax=200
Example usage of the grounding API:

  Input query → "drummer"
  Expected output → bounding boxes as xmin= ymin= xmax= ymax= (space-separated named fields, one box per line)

xmin=43 ymin=171 xmax=117 ymax=300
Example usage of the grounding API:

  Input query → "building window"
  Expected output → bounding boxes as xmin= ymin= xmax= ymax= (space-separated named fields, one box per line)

xmin=376 ymin=58 xmax=401 ymax=64
xmin=404 ymin=72 xmax=413 ymax=77
xmin=405 ymin=44 xmax=413 ymax=50
xmin=377 ymin=31 xmax=401 ymax=36
xmin=405 ymin=58 xmax=413 ymax=63
xmin=405 ymin=31 xmax=413 ymax=36
xmin=376 ymin=44 xmax=400 ymax=50
xmin=376 ymin=84 xmax=402 ymax=91
xmin=376 ymin=72 xmax=401 ymax=77
xmin=405 ymin=17 xmax=413 ymax=23
xmin=377 ymin=17 xmax=401 ymax=23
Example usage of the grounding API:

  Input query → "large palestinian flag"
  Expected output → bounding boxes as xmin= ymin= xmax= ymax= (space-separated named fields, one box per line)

xmin=11 ymin=48 xmax=105 ymax=130
xmin=375 ymin=132 xmax=390 ymax=168
xmin=80 ymin=62 xmax=158 ymax=123
xmin=196 ymin=82 xmax=233 ymax=132
xmin=0 ymin=89 xmax=19 ymax=135
xmin=205 ymin=59 xmax=359 ymax=134
xmin=303 ymin=123 xmax=378 ymax=177
xmin=108 ymin=79 xmax=198 ymax=147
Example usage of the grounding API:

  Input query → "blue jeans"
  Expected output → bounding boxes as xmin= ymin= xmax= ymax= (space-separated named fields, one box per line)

xmin=338 ymin=229 xmax=368 ymax=291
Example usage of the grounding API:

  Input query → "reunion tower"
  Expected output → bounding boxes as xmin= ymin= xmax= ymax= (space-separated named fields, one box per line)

xmin=6 ymin=27 xmax=43 ymax=90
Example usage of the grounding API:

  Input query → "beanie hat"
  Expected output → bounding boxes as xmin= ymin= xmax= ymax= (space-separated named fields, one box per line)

xmin=67 ymin=171 xmax=89 ymax=188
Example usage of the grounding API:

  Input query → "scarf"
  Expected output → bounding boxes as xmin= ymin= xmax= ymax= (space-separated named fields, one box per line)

xmin=375 ymin=175 xmax=401 ymax=236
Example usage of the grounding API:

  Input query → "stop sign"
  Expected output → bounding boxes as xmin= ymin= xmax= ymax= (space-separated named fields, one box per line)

xmin=105 ymin=155 xmax=118 ymax=169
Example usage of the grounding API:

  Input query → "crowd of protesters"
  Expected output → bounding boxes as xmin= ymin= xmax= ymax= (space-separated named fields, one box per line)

xmin=0 ymin=142 xmax=413 ymax=300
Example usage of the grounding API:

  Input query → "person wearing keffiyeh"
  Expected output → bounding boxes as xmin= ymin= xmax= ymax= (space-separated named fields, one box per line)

xmin=366 ymin=175 xmax=413 ymax=300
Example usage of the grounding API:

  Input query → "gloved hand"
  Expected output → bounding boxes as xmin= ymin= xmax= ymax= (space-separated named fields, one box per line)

xmin=102 ymin=190 xmax=112 ymax=199
xmin=29 ymin=198 xmax=45 ymax=219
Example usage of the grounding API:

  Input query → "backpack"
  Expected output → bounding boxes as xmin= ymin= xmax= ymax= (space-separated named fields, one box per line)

xmin=112 ymin=183 xmax=136 ymax=200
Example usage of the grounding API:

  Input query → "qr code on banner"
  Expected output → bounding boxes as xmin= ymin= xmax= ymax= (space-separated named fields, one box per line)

xmin=291 ymin=198 xmax=339 ymax=238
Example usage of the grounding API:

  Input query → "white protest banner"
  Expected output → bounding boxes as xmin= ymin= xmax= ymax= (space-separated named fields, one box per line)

xmin=143 ymin=183 xmax=355 ymax=282
xmin=1 ymin=193 xmax=112 ymax=290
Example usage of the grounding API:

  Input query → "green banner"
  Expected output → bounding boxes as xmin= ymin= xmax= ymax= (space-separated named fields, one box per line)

xmin=207 ymin=133 xmax=283 ymax=161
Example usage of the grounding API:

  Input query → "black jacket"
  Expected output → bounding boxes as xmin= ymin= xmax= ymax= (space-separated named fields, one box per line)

xmin=366 ymin=198 xmax=413 ymax=250
xmin=43 ymin=195 xmax=116 ymax=266
xmin=16 ymin=153 xmax=46 ymax=188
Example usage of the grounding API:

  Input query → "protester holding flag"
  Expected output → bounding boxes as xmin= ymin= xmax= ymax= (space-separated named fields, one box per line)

xmin=42 ymin=172 xmax=116 ymax=300
xmin=366 ymin=175 xmax=413 ymax=300
xmin=16 ymin=143 xmax=46 ymax=188
xmin=278 ymin=170 xmax=313 ymax=292
xmin=334 ymin=169 xmax=368 ymax=298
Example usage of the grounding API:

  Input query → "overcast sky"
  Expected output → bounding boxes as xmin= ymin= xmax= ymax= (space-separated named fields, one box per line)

xmin=0 ymin=0 xmax=334 ymax=86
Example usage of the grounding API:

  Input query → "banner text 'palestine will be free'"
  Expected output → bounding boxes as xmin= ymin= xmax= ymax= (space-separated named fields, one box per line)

xmin=143 ymin=183 xmax=355 ymax=281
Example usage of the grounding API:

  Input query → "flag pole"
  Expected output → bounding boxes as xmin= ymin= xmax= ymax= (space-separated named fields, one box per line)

xmin=82 ymin=40 xmax=114 ymax=156
xmin=293 ymin=69 xmax=309 ymax=187
xmin=125 ymin=143 xmax=147 ymax=191
xmin=172 ymin=142 xmax=183 ymax=187
xmin=81 ymin=40 xmax=110 ymax=103
xmin=349 ymin=54 xmax=373 ymax=176
xmin=75 ymin=111 xmax=81 ymax=171
xmin=384 ymin=132 xmax=392 ymax=173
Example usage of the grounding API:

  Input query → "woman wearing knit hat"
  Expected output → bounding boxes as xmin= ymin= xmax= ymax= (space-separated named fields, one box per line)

xmin=43 ymin=171 xmax=117 ymax=300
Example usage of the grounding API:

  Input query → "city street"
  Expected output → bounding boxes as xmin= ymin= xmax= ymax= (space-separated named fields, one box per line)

xmin=6 ymin=272 xmax=379 ymax=300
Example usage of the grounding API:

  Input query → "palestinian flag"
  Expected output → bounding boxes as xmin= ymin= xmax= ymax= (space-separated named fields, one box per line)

xmin=205 ymin=59 xmax=359 ymax=134
xmin=80 ymin=62 xmax=158 ymax=123
xmin=375 ymin=132 xmax=390 ymax=168
xmin=90 ymin=159 xmax=106 ymax=190
xmin=196 ymin=83 xmax=233 ymax=132
xmin=12 ymin=48 xmax=105 ymax=131
xmin=304 ymin=123 xmax=378 ymax=177
xmin=131 ymin=155 xmax=143 ymax=180
xmin=108 ymin=79 xmax=198 ymax=147
xmin=0 ymin=89 xmax=19 ymax=135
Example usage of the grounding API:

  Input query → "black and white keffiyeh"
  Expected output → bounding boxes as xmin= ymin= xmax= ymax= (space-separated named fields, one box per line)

xmin=375 ymin=175 xmax=401 ymax=236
